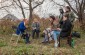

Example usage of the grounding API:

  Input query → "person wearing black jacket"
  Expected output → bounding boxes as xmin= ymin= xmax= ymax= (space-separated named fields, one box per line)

xmin=60 ymin=14 xmax=72 ymax=46
xmin=59 ymin=8 xmax=64 ymax=28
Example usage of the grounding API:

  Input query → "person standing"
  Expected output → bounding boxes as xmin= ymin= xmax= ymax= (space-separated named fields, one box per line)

xmin=32 ymin=18 xmax=40 ymax=39
xmin=64 ymin=6 xmax=75 ymax=23
xmin=59 ymin=8 xmax=64 ymax=28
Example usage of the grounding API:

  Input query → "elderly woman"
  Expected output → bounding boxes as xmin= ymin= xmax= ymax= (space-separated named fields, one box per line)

xmin=31 ymin=18 xmax=40 ymax=39
xmin=16 ymin=19 xmax=30 ymax=44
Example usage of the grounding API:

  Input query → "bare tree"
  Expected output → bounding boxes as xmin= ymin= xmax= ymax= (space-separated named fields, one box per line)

xmin=28 ymin=0 xmax=45 ymax=25
xmin=0 ymin=0 xmax=44 ymax=19
xmin=12 ymin=0 xmax=26 ymax=19
xmin=0 ymin=0 xmax=14 ymax=17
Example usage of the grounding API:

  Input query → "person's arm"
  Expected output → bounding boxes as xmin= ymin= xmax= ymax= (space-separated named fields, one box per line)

xmin=38 ymin=23 xmax=40 ymax=30
xmin=31 ymin=23 xmax=33 ymax=28
xmin=31 ymin=23 xmax=35 ymax=30
xmin=70 ymin=12 xmax=75 ymax=22
xmin=19 ymin=22 xmax=26 ymax=30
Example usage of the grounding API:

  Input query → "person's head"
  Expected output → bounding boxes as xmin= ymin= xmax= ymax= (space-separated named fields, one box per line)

xmin=49 ymin=15 xmax=55 ymax=21
xmin=49 ymin=16 xmax=59 ymax=25
xmin=59 ymin=8 xmax=64 ymax=14
xmin=63 ymin=14 xmax=69 ymax=21
xmin=34 ymin=18 xmax=38 ymax=22
xmin=23 ymin=19 xmax=28 ymax=25
xmin=65 ymin=6 xmax=71 ymax=12
xmin=49 ymin=15 xmax=55 ymax=25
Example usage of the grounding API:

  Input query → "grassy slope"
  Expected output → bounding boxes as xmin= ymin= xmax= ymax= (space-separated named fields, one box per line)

xmin=0 ymin=21 xmax=85 ymax=55
xmin=0 ymin=31 xmax=85 ymax=55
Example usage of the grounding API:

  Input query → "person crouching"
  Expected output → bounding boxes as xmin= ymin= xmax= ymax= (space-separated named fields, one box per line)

xmin=60 ymin=14 xmax=72 ymax=46
xmin=16 ymin=19 xmax=30 ymax=44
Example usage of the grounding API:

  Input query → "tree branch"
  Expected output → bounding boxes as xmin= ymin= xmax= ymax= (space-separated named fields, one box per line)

xmin=17 ymin=0 xmax=26 ymax=18
xmin=52 ymin=0 xmax=65 ymax=7
xmin=74 ymin=0 xmax=79 ymax=12
xmin=13 ymin=0 xmax=21 ymax=8
xmin=23 ymin=0 xmax=29 ymax=5
xmin=0 ymin=3 xmax=13 ymax=9
xmin=64 ymin=0 xmax=78 ymax=15
xmin=33 ymin=0 xmax=44 ymax=9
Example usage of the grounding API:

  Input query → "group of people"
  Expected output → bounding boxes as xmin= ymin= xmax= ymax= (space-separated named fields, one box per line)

xmin=16 ymin=6 xmax=75 ymax=48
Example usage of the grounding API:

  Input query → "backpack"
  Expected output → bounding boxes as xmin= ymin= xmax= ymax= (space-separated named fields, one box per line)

xmin=71 ymin=31 xmax=80 ymax=38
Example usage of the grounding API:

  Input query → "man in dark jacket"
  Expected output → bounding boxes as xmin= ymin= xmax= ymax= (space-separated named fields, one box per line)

xmin=60 ymin=14 xmax=72 ymax=46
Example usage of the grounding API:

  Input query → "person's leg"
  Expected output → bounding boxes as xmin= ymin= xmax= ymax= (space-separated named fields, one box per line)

xmin=42 ymin=35 xmax=49 ymax=43
xmin=25 ymin=33 xmax=30 ymax=44
xmin=67 ymin=35 xmax=72 ymax=46
xmin=32 ymin=30 xmax=35 ymax=39
xmin=36 ymin=30 xmax=40 ymax=38
xmin=53 ymin=31 xmax=60 ymax=47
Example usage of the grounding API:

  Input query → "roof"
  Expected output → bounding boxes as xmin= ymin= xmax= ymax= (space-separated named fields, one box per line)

xmin=2 ymin=14 xmax=19 ymax=20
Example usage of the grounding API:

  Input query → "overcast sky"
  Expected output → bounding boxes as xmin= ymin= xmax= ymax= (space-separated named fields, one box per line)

xmin=0 ymin=0 xmax=67 ymax=19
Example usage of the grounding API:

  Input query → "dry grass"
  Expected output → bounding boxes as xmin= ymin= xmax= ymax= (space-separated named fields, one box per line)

xmin=0 ymin=19 xmax=85 ymax=55
xmin=0 ymin=32 xmax=85 ymax=55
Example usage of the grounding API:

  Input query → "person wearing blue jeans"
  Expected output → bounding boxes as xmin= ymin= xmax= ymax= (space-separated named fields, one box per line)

xmin=42 ymin=35 xmax=49 ymax=43
xmin=42 ymin=28 xmax=52 ymax=43
xmin=49 ymin=16 xmax=61 ymax=47
xmin=52 ymin=30 xmax=60 ymax=47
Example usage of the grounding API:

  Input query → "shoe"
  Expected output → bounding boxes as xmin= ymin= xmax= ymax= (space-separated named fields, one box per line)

xmin=54 ymin=43 xmax=58 ymax=48
xmin=58 ymin=42 xmax=59 ymax=45
xmin=42 ymin=41 xmax=45 ymax=43
xmin=25 ymin=41 xmax=31 ymax=44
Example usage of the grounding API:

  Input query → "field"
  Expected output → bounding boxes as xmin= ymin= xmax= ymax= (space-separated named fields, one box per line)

xmin=0 ymin=20 xmax=85 ymax=55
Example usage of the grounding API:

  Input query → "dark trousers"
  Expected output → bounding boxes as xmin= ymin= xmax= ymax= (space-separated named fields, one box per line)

xmin=22 ymin=33 xmax=30 ymax=44
xmin=32 ymin=29 xmax=40 ymax=39
xmin=67 ymin=35 xmax=72 ymax=46
xmin=58 ymin=35 xmax=72 ymax=47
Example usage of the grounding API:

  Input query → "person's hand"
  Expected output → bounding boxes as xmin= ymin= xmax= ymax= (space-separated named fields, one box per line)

xmin=25 ymin=25 xmax=29 ymax=28
xmin=25 ymin=25 xmax=30 ymax=29
xmin=57 ymin=28 xmax=61 ymax=31
xmin=32 ymin=27 xmax=36 ymax=30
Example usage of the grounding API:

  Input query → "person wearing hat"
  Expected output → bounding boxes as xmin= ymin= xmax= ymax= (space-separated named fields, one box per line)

xmin=31 ymin=18 xmax=40 ymax=39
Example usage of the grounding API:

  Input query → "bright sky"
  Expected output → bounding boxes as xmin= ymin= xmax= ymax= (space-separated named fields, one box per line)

xmin=0 ymin=0 xmax=67 ymax=19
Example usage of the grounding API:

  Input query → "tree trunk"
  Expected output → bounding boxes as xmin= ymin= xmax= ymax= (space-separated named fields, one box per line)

xmin=18 ymin=0 xmax=26 ymax=19
xmin=78 ymin=13 xmax=85 ymax=31
xmin=28 ymin=0 xmax=33 ymax=28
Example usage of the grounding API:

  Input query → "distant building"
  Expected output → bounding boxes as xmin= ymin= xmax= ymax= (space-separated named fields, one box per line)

xmin=1 ymin=14 xmax=19 ymax=21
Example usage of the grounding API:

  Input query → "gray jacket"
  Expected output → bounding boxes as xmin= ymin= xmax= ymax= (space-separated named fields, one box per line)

xmin=64 ymin=12 xmax=75 ymax=23
xmin=32 ymin=22 xmax=40 ymax=30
